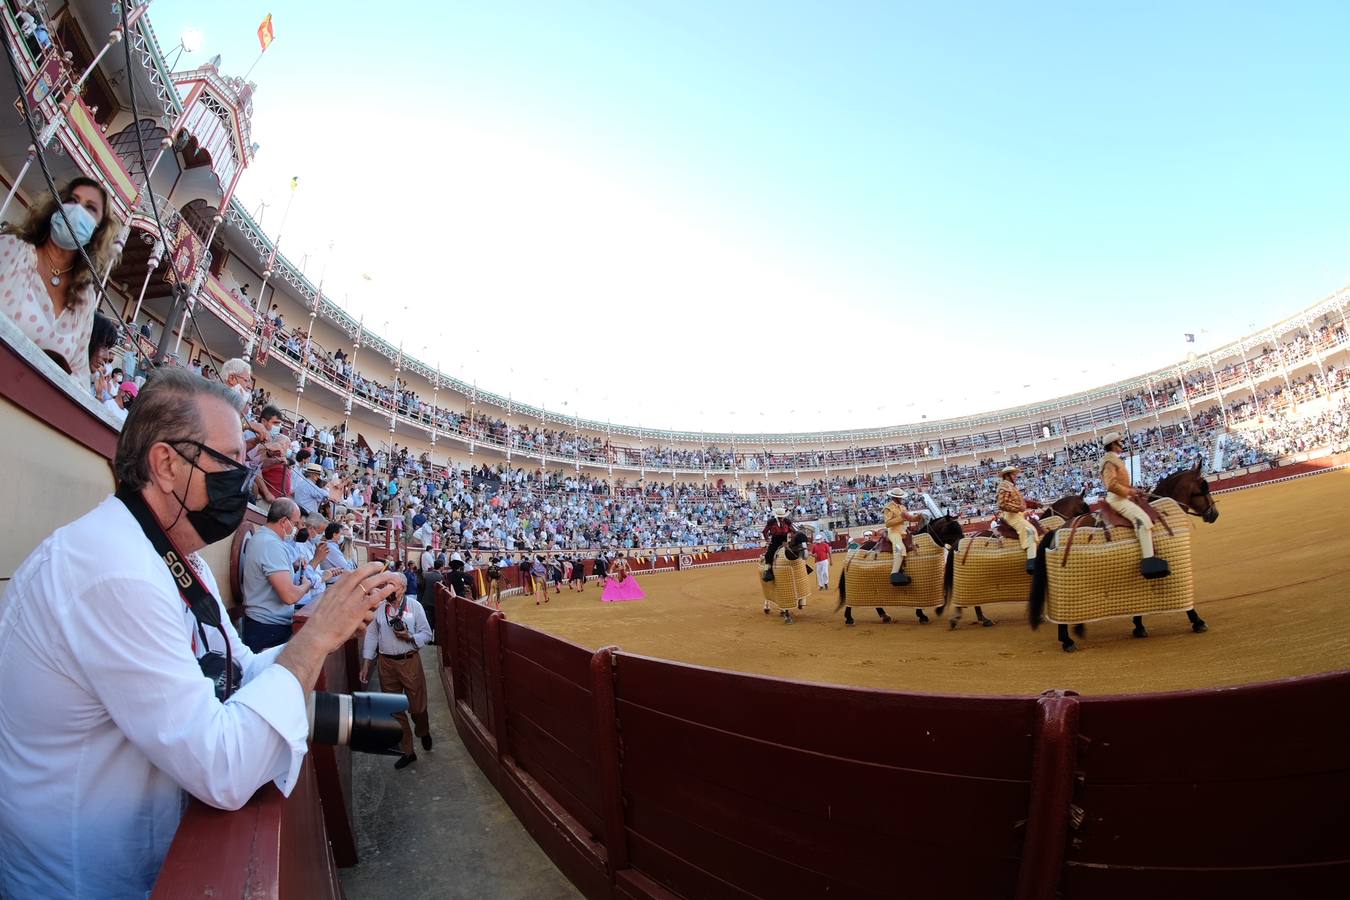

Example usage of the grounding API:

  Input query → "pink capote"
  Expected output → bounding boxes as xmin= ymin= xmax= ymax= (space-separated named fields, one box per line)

xmin=600 ymin=569 xmax=646 ymax=602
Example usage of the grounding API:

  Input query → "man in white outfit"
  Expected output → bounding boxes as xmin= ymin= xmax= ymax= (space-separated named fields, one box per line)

xmin=0 ymin=369 xmax=399 ymax=899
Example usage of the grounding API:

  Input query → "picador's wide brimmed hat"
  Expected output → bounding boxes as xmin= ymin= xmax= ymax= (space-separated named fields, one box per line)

xmin=886 ymin=487 xmax=906 ymax=499
xmin=1101 ymin=431 xmax=1123 ymax=448
xmin=1001 ymin=465 xmax=1020 ymax=476
xmin=772 ymin=506 xmax=787 ymax=517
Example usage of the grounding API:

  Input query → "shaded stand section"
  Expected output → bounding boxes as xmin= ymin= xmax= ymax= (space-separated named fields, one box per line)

xmin=437 ymin=585 xmax=1350 ymax=899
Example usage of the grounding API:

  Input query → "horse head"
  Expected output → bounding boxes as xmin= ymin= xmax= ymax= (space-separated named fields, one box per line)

xmin=1155 ymin=461 xmax=1219 ymax=523
xmin=925 ymin=514 xmax=964 ymax=550
xmin=1048 ymin=490 xmax=1091 ymax=521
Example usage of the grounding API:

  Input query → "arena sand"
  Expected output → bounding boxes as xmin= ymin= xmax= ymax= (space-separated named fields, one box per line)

xmin=506 ymin=470 xmax=1350 ymax=696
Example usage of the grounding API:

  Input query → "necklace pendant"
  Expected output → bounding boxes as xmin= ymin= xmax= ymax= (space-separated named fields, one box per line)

xmin=50 ymin=275 xmax=61 ymax=287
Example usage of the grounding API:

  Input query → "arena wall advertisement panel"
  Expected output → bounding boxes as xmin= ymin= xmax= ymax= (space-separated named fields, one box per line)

xmin=435 ymin=586 xmax=1350 ymax=899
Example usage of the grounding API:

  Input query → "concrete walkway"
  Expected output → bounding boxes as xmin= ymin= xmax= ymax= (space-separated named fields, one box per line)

xmin=340 ymin=645 xmax=580 ymax=900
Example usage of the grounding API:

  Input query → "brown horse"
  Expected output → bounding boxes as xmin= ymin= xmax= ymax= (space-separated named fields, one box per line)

xmin=942 ymin=492 xmax=1092 ymax=628
xmin=1152 ymin=460 xmax=1219 ymax=523
xmin=1029 ymin=465 xmax=1217 ymax=651
xmin=1039 ymin=488 xmax=1090 ymax=521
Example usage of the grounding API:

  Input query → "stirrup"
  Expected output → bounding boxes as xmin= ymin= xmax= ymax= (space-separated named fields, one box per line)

xmin=890 ymin=571 xmax=911 ymax=586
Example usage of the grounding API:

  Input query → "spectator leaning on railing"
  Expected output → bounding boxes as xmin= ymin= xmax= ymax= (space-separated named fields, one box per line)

xmin=0 ymin=368 xmax=399 ymax=900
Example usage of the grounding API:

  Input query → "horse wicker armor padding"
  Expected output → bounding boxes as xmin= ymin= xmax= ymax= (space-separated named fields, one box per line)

xmin=759 ymin=552 xmax=812 ymax=611
xmin=1045 ymin=498 xmax=1194 ymax=624
xmin=952 ymin=515 xmax=1065 ymax=607
xmin=838 ymin=533 xmax=945 ymax=608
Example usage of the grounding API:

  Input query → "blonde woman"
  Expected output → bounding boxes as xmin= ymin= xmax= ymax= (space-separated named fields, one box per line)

xmin=0 ymin=177 xmax=122 ymax=385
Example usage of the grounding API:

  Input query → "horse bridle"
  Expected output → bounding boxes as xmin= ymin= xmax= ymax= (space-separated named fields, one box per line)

xmin=1145 ymin=490 xmax=1216 ymax=520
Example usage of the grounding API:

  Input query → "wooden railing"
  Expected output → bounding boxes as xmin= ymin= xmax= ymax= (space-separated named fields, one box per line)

xmin=152 ymin=609 xmax=359 ymax=897
xmin=436 ymin=584 xmax=1350 ymax=899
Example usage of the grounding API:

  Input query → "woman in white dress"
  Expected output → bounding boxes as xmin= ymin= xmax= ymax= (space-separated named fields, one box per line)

xmin=0 ymin=177 xmax=122 ymax=385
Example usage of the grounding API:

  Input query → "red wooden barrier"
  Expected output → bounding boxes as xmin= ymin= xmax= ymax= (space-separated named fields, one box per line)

xmin=152 ymin=756 xmax=343 ymax=899
xmin=435 ymin=592 xmax=1350 ymax=900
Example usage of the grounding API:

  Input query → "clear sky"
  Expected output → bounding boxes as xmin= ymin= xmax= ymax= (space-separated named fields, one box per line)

xmin=146 ymin=1 xmax=1350 ymax=433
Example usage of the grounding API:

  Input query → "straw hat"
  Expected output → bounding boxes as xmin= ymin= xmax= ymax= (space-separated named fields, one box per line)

xmin=886 ymin=487 xmax=905 ymax=500
xmin=303 ymin=463 xmax=324 ymax=477
xmin=1000 ymin=465 xmax=1019 ymax=476
xmin=1101 ymin=431 xmax=1123 ymax=448
xmin=771 ymin=506 xmax=787 ymax=517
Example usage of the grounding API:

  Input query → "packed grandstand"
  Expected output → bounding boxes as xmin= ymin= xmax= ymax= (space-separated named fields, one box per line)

xmin=157 ymin=295 xmax=1349 ymax=554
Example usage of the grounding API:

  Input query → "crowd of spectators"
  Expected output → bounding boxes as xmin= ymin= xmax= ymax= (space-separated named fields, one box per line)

xmin=235 ymin=368 xmax=1350 ymax=555
xmin=256 ymin=307 xmax=1350 ymax=474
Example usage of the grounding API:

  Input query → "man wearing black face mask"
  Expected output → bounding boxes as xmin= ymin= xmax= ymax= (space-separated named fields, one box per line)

xmin=0 ymin=369 xmax=401 ymax=900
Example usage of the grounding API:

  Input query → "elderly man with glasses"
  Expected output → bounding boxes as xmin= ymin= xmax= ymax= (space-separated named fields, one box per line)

xmin=0 ymin=368 xmax=400 ymax=899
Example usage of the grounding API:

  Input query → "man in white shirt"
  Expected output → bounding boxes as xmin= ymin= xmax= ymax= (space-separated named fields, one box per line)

xmin=359 ymin=591 xmax=433 ymax=770
xmin=102 ymin=378 xmax=137 ymax=424
xmin=0 ymin=369 xmax=399 ymax=900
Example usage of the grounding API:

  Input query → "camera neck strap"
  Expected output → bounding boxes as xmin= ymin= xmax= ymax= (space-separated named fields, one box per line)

xmin=116 ymin=487 xmax=224 ymax=636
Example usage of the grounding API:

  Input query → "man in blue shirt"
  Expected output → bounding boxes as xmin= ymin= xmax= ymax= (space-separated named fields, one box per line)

xmin=241 ymin=499 xmax=317 ymax=651
xmin=318 ymin=521 xmax=357 ymax=573
xmin=292 ymin=462 xmax=330 ymax=517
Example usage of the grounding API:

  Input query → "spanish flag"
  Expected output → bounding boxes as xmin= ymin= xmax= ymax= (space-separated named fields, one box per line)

xmin=257 ymin=14 xmax=275 ymax=52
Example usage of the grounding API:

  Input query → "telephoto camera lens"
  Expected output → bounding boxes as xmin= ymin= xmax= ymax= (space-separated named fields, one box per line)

xmin=308 ymin=691 xmax=409 ymax=755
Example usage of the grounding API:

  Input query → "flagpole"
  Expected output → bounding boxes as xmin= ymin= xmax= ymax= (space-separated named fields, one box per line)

xmin=241 ymin=47 xmax=268 ymax=82
xmin=244 ymin=177 xmax=299 ymax=360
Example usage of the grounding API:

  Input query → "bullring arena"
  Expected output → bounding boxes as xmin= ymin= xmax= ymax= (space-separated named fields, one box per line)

xmin=505 ymin=469 xmax=1350 ymax=696
xmin=4 ymin=6 xmax=1350 ymax=897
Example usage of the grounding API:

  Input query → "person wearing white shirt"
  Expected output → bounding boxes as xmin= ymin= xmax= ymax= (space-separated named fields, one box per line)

xmin=358 ymin=593 xmax=433 ymax=770
xmin=0 ymin=369 xmax=397 ymax=900
xmin=101 ymin=378 xmax=137 ymax=424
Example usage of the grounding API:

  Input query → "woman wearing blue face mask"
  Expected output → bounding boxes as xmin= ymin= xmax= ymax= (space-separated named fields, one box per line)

xmin=0 ymin=177 xmax=122 ymax=387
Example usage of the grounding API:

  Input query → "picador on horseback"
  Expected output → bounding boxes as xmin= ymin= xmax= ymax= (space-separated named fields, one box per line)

xmin=761 ymin=505 xmax=796 ymax=582
xmin=882 ymin=487 xmax=926 ymax=585
xmin=995 ymin=465 xmax=1042 ymax=575
xmin=1100 ymin=430 xmax=1170 ymax=579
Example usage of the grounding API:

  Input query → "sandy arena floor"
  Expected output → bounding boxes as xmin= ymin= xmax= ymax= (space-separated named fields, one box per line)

xmin=505 ymin=471 xmax=1350 ymax=696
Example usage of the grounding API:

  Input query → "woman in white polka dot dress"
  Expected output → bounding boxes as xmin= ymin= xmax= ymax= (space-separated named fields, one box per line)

xmin=0 ymin=177 xmax=122 ymax=386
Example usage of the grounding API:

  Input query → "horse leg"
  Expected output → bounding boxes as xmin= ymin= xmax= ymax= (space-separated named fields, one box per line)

xmin=844 ymin=606 xmax=855 ymax=626
xmin=975 ymin=605 xmax=996 ymax=627
xmin=949 ymin=604 xmax=964 ymax=630
xmin=1058 ymin=623 xmax=1077 ymax=652
xmin=876 ymin=607 xmax=892 ymax=623
xmin=915 ymin=608 xmax=930 ymax=625
xmin=1132 ymin=615 xmax=1148 ymax=639
xmin=1072 ymin=624 xmax=1086 ymax=638
xmin=1187 ymin=609 xmax=1208 ymax=633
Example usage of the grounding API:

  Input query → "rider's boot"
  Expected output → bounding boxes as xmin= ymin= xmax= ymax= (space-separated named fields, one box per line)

xmin=1139 ymin=556 xmax=1170 ymax=580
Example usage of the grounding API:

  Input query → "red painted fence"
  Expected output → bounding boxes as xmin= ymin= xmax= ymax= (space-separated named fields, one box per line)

xmin=437 ymin=588 xmax=1350 ymax=899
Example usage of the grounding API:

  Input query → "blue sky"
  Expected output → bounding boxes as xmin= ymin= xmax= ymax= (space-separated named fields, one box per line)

xmin=147 ymin=1 xmax=1350 ymax=432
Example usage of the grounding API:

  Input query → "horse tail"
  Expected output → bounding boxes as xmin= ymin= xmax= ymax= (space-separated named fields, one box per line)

xmin=835 ymin=572 xmax=847 ymax=612
xmin=937 ymin=548 xmax=955 ymax=615
xmin=1028 ymin=533 xmax=1053 ymax=629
